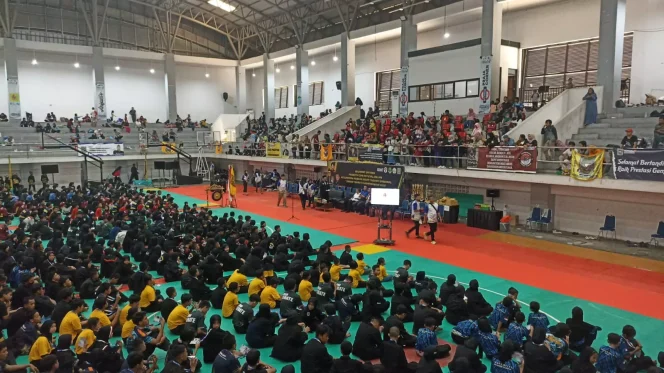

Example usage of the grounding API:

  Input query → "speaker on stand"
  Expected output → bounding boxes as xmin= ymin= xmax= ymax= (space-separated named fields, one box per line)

xmin=154 ymin=161 xmax=165 ymax=187
xmin=486 ymin=189 xmax=500 ymax=210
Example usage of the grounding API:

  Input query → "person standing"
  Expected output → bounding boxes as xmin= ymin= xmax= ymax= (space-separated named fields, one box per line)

xmin=129 ymin=107 xmax=137 ymax=123
xmin=531 ymin=91 xmax=540 ymax=110
xmin=423 ymin=196 xmax=440 ymax=245
xmin=40 ymin=173 xmax=49 ymax=189
xmin=27 ymin=171 xmax=35 ymax=193
xmin=242 ymin=171 xmax=249 ymax=194
xmin=277 ymin=175 xmax=288 ymax=208
xmin=130 ymin=164 xmax=139 ymax=184
xmin=298 ymin=178 xmax=308 ymax=210
xmin=541 ymin=119 xmax=558 ymax=161
xmin=582 ymin=88 xmax=598 ymax=126
xmin=406 ymin=194 xmax=423 ymax=239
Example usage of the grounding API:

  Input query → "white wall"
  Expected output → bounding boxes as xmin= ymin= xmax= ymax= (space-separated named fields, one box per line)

xmin=176 ymin=64 xmax=237 ymax=121
xmin=17 ymin=52 xmax=94 ymax=121
xmin=355 ymin=37 xmax=400 ymax=109
xmin=629 ymin=0 xmax=664 ymax=103
xmin=104 ymin=58 xmax=167 ymax=122
xmin=499 ymin=45 xmax=519 ymax=100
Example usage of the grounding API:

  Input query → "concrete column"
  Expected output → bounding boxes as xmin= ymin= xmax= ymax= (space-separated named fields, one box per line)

xmin=164 ymin=53 xmax=178 ymax=121
xmin=597 ymin=0 xmax=626 ymax=113
xmin=235 ymin=66 xmax=247 ymax=114
xmin=399 ymin=18 xmax=417 ymax=117
xmin=296 ymin=47 xmax=309 ymax=116
xmin=4 ymin=39 xmax=21 ymax=123
xmin=92 ymin=46 xmax=107 ymax=122
xmin=263 ymin=53 xmax=275 ymax=121
xmin=340 ymin=33 xmax=356 ymax=107
xmin=479 ymin=0 xmax=502 ymax=115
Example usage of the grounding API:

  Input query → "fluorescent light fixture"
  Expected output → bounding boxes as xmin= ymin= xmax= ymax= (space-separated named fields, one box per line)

xmin=310 ymin=60 xmax=316 ymax=66
xmin=205 ymin=73 xmax=210 ymax=78
xmin=208 ymin=0 xmax=236 ymax=12
xmin=444 ymin=32 xmax=450 ymax=38
xmin=115 ymin=65 xmax=120 ymax=71
xmin=74 ymin=62 xmax=80 ymax=68
xmin=32 ymin=58 xmax=38 ymax=65
xmin=150 ymin=68 xmax=155 ymax=74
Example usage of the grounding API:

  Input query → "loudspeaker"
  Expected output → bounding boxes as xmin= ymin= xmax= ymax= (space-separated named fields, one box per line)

xmin=41 ymin=164 xmax=59 ymax=174
xmin=154 ymin=161 xmax=165 ymax=170
xmin=336 ymin=81 xmax=341 ymax=90
xmin=168 ymin=161 xmax=179 ymax=170
xmin=313 ymin=166 xmax=322 ymax=173
xmin=486 ymin=189 xmax=500 ymax=198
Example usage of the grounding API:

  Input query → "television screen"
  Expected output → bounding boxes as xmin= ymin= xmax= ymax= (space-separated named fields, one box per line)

xmin=370 ymin=188 xmax=400 ymax=206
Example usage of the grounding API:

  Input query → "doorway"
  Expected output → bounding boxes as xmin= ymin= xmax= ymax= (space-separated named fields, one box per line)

xmin=507 ymin=69 xmax=518 ymax=100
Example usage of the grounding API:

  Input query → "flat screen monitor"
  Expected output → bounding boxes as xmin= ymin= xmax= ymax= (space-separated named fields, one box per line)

xmin=370 ymin=188 xmax=400 ymax=206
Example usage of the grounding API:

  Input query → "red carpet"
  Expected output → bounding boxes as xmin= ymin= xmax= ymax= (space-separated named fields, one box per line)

xmin=164 ymin=186 xmax=664 ymax=320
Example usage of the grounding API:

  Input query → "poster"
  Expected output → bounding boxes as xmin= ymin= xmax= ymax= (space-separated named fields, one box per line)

xmin=161 ymin=142 xmax=176 ymax=154
xmin=612 ymin=149 xmax=664 ymax=181
xmin=215 ymin=144 xmax=224 ymax=154
xmin=468 ymin=147 xmax=537 ymax=173
xmin=95 ymin=83 xmax=107 ymax=118
xmin=77 ymin=143 xmax=125 ymax=156
xmin=570 ymin=149 xmax=605 ymax=181
xmin=347 ymin=144 xmax=384 ymax=163
xmin=478 ymin=56 xmax=492 ymax=116
xmin=329 ymin=161 xmax=404 ymax=189
xmin=266 ymin=143 xmax=287 ymax=158
xmin=7 ymin=78 xmax=20 ymax=120
xmin=320 ymin=144 xmax=333 ymax=161
xmin=399 ymin=66 xmax=409 ymax=117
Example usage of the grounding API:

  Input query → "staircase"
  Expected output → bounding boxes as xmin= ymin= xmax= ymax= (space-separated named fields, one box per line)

xmin=292 ymin=106 xmax=360 ymax=138
xmin=571 ymin=108 xmax=658 ymax=147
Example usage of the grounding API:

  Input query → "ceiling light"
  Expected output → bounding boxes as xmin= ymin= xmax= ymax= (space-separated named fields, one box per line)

xmin=207 ymin=0 xmax=236 ymax=12
xmin=290 ymin=65 xmax=294 ymax=70
xmin=74 ymin=62 xmax=80 ymax=68
xmin=276 ymin=67 xmax=281 ymax=73
xmin=444 ymin=32 xmax=450 ymax=38
xmin=252 ymin=72 xmax=256 ymax=77
xmin=31 ymin=58 xmax=38 ymax=65
xmin=150 ymin=68 xmax=155 ymax=74
xmin=310 ymin=60 xmax=316 ymax=66
xmin=205 ymin=73 xmax=210 ymax=78
xmin=333 ymin=55 xmax=338 ymax=62
xmin=115 ymin=65 xmax=120 ymax=71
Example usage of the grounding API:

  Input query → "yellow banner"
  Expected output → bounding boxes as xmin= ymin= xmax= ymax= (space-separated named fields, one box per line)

xmin=266 ymin=143 xmax=286 ymax=158
xmin=570 ymin=149 xmax=605 ymax=181
xmin=320 ymin=144 xmax=333 ymax=161
xmin=161 ymin=142 xmax=176 ymax=154
xmin=229 ymin=165 xmax=236 ymax=197
xmin=215 ymin=144 xmax=223 ymax=154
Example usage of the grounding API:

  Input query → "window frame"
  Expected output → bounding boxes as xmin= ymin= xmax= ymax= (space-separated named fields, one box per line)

xmin=375 ymin=69 xmax=401 ymax=113
xmin=408 ymin=78 xmax=480 ymax=102
xmin=309 ymin=81 xmax=324 ymax=106
xmin=275 ymin=86 xmax=289 ymax=109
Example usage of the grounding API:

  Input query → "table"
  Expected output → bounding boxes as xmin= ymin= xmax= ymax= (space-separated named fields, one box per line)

xmin=466 ymin=209 xmax=503 ymax=231
xmin=443 ymin=205 xmax=460 ymax=224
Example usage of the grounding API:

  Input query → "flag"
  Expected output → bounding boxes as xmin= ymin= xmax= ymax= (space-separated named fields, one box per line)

xmin=570 ymin=149 xmax=605 ymax=181
xmin=228 ymin=165 xmax=236 ymax=197
xmin=320 ymin=144 xmax=333 ymax=161
xmin=112 ymin=166 xmax=122 ymax=178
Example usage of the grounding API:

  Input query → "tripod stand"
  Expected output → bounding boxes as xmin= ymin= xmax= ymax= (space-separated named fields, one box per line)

xmin=287 ymin=192 xmax=300 ymax=221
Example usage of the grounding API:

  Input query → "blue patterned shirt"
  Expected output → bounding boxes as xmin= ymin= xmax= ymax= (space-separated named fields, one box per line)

xmin=126 ymin=326 xmax=154 ymax=352
xmin=489 ymin=303 xmax=510 ymax=330
xmin=527 ymin=312 xmax=550 ymax=330
xmin=490 ymin=358 xmax=520 ymax=373
xmin=505 ymin=323 xmax=529 ymax=346
xmin=595 ymin=345 xmax=623 ymax=373
xmin=477 ymin=331 xmax=500 ymax=359
xmin=452 ymin=320 xmax=478 ymax=339
xmin=416 ymin=328 xmax=438 ymax=352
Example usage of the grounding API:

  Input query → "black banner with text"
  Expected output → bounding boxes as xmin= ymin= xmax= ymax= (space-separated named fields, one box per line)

xmin=613 ymin=149 xmax=664 ymax=181
xmin=329 ymin=162 xmax=404 ymax=189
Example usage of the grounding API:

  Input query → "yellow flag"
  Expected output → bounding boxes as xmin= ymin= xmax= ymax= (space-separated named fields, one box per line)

xmin=570 ymin=149 xmax=605 ymax=181
xmin=320 ymin=144 xmax=333 ymax=161
xmin=228 ymin=165 xmax=236 ymax=197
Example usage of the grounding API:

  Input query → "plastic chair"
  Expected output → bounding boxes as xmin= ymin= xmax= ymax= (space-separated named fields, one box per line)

xmin=598 ymin=215 xmax=616 ymax=239
xmin=650 ymin=221 xmax=664 ymax=246
xmin=526 ymin=207 xmax=542 ymax=230
xmin=538 ymin=209 xmax=553 ymax=232
xmin=395 ymin=200 xmax=411 ymax=220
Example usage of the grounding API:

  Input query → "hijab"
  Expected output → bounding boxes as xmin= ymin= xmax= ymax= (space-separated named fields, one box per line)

xmin=571 ymin=347 xmax=597 ymax=373
xmin=472 ymin=123 xmax=482 ymax=139
xmin=256 ymin=304 xmax=272 ymax=320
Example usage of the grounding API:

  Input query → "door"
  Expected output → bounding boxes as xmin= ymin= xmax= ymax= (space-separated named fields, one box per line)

xmin=507 ymin=69 xmax=518 ymax=100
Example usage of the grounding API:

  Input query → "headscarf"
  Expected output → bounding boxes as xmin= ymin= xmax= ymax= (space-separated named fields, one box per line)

xmin=281 ymin=365 xmax=296 ymax=373
xmin=56 ymin=334 xmax=73 ymax=350
xmin=571 ymin=347 xmax=598 ymax=373
xmin=256 ymin=303 xmax=272 ymax=320
xmin=467 ymin=108 xmax=476 ymax=120
xmin=472 ymin=123 xmax=482 ymax=140
xmin=446 ymin=274 xmax=456 ymax=286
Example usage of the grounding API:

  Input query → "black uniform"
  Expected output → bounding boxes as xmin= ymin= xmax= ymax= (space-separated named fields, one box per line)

xmin=280 ymin=291 xmax=303 ymax=319
xmin=232 ymin=302 xmax=254 ymax=333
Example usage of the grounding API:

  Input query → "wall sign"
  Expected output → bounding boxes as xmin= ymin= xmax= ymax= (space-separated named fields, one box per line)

xmin=399 ymin=66 xmax=409 ymax=117
xmin=478 ymin=56 xmax=492 ymax=116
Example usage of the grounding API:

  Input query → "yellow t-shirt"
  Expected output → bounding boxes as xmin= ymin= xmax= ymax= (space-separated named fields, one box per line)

xmin=248 ymin=278 xmax=266 ymax=297
xmin=222 ymin=292 xmax=239 ymax=318
xmin=119 ymin=304 xmax=131 ymax=327
xmin=74 ymin=329 xmax=96 ymax=355
xmin=263 ymin=270 xmax=275 ymax=278
xmin=357 ymin=260 xmax=367 ymax=275
xmin=59 ymin=311 xmax=82 ymax=337
xmin=167 ymin=305 xmax=189 ymax=331
xmin=260 ymin=286 xmax=281 ymax=308
xmin=121 ymin=320 xmax=135 ymax=339
xmin=28 ymin=336 xmax=52 ymax=362
xmin=348 ymin=269 xmax=362 ymax=288
xmin=226 ymin=270 xmax=248 ymax=287
xmin=90 ymin=309 xmax=112 ymax=327
xmin=139 ymin=285 xmax=156 ymax=308
xmin=298 ymin=280 xmax=313 ymax=302
xmin=378 ymin=265 xmax=388 ymax=281
xmin=330 ymin=265 xmax=342 ymax=282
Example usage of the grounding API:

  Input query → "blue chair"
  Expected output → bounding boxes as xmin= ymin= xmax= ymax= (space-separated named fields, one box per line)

xmin=395 ymin=200 xmax=411 ymax=220
xmin=650 ymin=221 xmax=664 ymax=246
xmin=538 ymin=209 xmax=553 ymax=232
xmin=598 ymin=215 xmax=616 ymax=239
xmin=526 ymin=207 xmax=542 ymax=230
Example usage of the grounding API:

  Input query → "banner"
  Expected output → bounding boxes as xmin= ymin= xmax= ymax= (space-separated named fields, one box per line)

xmin=77 ymin=143 xmax=125 ymax=156
xmin=215 ymin=144 xmax=223 ymax=154
xmin=399 ymin=66 xmax=409 ymax=117
xmin=95 ymin=83 xmax=107 ymax=118
xmin=613 ymin=149 xmax=664 ymax=181
xmin=468 ymin=147 xmax=537 ymax=173
xmin=266 ymin=143 xmax=287 ymax=158
xmin=329 ymin=161 xmax=404 ymax=189
xmin=478 ymin=56 xmax=492 ymax=116
xmin=320 ymin=144 xmax=333 ymax=161
xmin=8 ymin=78 xmax=20 ymax=120
xmin=571 ymin=149 xmax=605 ymax=181
xmin=161 ymin=142 xmax=176 ymax=154
xmin=348 ymin=144 xmax=384 ymax=163
xmin=229 ymin=165 xmax=236 ymax=197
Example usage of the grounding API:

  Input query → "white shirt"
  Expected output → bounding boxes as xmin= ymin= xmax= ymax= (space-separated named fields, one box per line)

xmin=277 ymin=180 xmax=286 ymax=191
xmin=425 ymin=202 xmax=439 ymax=222
xmin=351 ymin=192 xmax=361 ymax=201
xmin=298 ymin=183 xmax=308 ymax=195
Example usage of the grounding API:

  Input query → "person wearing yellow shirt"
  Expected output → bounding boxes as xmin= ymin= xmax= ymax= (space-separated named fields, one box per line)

xmin=248 ymin=273 xmax=266 ymax=297
xmin=298 ymin=271 xmax=314 ymax=302
xmin=167 ymin=294 xmax=193 ymax=334
xmin=139 ymin=274 xmax=162 ymax=312
xmin=347 ymin=262 xmax=366 ymax=289
xmin=121 ymin=311 xmax=137 ymax=340
xmin=59 ymin=299 xmax=88 ymax=339
xmin=226 ymin=269 xmax=249 ymax=293
xmin=74 ymin=317 xmax=100 ymax=356
xmin=329 ymin=257 xmax=350 ymax=282
xmin=119 ymin=294 xmax=140 ymax=329
xmin=222 ymin=282 xmax=240 ymax=318
xmin=260 ymin=277 xmax=281 ymax=309
xmin=29 ymin=321 xmax=56 ymax=366
xmin=376 ymin=257 xmax=393 ymax=282
xmin=90 ymin=296 xmax=121 ymax=334
xmin=356 ymin=253 xmax=370 ymax=275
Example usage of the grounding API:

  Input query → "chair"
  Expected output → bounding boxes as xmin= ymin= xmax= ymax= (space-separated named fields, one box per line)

xmin=650 ymin=221 xmax=664 ymax=246
xmin=525 ymin=207 xmax=542 ymax=230
xmin=598 ymin=215 xmax=616 ymax=239
xmin=395 ymin=200 xmax=411 ymax=220
xmin=538 ymin=209 xmax=553 ymax=232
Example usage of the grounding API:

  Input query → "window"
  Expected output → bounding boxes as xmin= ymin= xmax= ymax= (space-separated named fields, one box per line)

xmin=408 ymin=78 xmax=480 ymax=102
xmin=275 ymin=86 xmax=288 ymax=109
xmin=293 ymin=84 xmax=298 ymax=107
xmin=376 ymin=69 xmax=401 ymax=113
xmin=309 ymin=81 xmax=324 ymax=106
